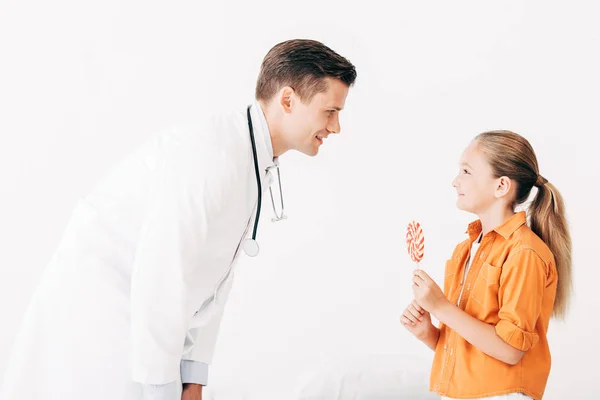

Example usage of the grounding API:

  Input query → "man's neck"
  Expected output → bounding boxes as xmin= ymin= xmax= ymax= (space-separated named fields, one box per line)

xmin=259 ymin=99 xmax=289 ymax=157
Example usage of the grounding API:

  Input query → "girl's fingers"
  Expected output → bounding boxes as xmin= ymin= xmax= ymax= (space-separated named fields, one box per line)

xmin=408 ymin=304 xmax=423 ymax=321
xmin=414 ymin=269 xmax=432 ymax=284
xmin=412 ymin=299 xmax=425 ymax=314
xmin=412 ymin=275 xmax=423 ymax=286
xmin=401 ymin=315 xmax=415 ymax=326
xmin=412 ymin=284 xmax=422 ymax=299
xmin=402 ymin=310 xmax=418 ymax=325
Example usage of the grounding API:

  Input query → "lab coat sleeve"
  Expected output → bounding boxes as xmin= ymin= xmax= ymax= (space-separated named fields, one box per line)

xmin=181 ymin=273 xmax=234 ymax=378
xmin=130 ymin=139 xmax=218 ymax=385
xmin=141 ymin=362 xmax=209 ymax=400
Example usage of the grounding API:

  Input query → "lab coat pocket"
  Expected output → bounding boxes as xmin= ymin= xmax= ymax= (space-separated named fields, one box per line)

xmin=469 ymin=262 xmax=502 ymax=321
xmin=188 ymin=296 xmax=218 ymax=329
xmin=188 ymin=267 xmax=235 ymax=330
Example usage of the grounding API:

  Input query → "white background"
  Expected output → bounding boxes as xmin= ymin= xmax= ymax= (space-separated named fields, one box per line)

xmin=1 ymin=0 xmax=599 ymax=398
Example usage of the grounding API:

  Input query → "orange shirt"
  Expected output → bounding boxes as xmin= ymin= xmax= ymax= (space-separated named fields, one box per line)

xmin=430 ymin=211 xmax=558 ymax=400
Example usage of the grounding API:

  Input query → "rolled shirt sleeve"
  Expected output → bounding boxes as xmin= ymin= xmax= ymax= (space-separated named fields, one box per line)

xmin=495 ymin=248 xmax=548 ymax=351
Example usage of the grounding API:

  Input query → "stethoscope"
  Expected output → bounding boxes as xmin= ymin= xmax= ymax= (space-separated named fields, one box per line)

xmin=242 ymin=105 xmax=286 ymax=257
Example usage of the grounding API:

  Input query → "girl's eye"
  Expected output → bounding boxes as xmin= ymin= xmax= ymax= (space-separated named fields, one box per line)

xmin=462 ymin=168 xmax=469 ymax=174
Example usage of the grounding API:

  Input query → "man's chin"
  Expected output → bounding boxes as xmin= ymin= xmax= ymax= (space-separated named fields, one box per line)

xmin=297 ymin=147 xmax=319 ymax=157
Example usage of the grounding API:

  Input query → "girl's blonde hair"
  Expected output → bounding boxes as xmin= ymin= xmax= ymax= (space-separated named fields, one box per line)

xmin=475 ymin=130 xmax=572 ymax=319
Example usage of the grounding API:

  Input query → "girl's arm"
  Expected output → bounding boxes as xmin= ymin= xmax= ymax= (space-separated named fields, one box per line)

xmin=433 ymin=300 xmax=524 ymax=365
xmin=401 ymin=300 xmax=440 ymax=352
xmin=421 ymin=325 xmax=440 ymax=352
xmin=412 ymin=269 xmax=525 ymax=365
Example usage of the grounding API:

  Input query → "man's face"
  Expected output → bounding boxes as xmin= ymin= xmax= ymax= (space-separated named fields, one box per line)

xmin=283 ymin=78 xmax=349 ymax=156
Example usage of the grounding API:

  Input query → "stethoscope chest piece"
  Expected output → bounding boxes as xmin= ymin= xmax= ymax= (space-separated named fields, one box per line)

xmin=243 ymin=238 xmax=259 ymax=257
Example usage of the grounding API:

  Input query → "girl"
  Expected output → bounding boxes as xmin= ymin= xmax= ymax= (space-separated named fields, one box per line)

xmin=401 ymin=131 xmax=572 ymax=400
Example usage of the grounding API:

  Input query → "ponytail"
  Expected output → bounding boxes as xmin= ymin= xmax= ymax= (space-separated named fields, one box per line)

xmin=529 ymin=178 xmax=572 ymax=319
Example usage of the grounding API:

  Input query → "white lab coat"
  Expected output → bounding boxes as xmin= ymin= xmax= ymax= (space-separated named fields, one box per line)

xmin=1 ymin=103 xmax=274 ymax=400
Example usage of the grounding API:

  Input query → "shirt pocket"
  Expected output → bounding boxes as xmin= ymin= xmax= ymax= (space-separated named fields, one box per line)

xmin=468 ymin=262 xmax=502 ymax=321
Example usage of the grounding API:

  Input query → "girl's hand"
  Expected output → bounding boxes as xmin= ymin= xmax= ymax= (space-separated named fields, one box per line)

xmin=401 ymin=299 xmax=434 ymax=340
xmin=412 ymin=269 xmax=448 ymax=314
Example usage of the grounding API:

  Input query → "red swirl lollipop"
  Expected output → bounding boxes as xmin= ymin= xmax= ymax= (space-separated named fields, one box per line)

xmin=406 ymin=221 xmax=425 ymax=264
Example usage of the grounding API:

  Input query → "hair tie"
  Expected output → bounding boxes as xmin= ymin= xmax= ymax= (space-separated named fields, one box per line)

xmin=535 ymin=175 xmax=548 ymax=187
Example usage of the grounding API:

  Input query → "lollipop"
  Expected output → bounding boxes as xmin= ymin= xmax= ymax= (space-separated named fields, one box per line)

xmin=406 ymin=221 xmax=425 ymax=264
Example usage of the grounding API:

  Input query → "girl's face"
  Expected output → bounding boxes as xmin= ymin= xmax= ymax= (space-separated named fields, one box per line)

xmin=452 ymin=140 xmax=500 ymax=214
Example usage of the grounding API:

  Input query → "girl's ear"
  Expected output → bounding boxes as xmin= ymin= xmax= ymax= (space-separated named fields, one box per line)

xmin=494 ymin=176 xmax=512 ymax=199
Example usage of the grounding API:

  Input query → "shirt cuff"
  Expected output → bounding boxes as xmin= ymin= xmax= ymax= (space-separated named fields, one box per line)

xmin=180 ymin=360 xmax=209 ymax=385
xmin=495 ymin=319 xmax=539 ymax=351
xmin=141 ymin=381 xmax=179 ymax=400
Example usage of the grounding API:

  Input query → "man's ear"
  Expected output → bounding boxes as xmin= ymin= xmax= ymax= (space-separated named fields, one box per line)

xmin=278 ymin=86 xmax=294 ymax=114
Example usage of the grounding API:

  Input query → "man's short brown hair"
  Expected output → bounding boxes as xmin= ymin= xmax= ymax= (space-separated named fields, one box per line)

xmin=255 ymin=39 xmax=357 ymax=103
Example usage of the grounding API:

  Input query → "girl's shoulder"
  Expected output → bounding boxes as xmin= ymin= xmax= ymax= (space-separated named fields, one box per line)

xmin=506 ymin=224 xmax=554 ymax=266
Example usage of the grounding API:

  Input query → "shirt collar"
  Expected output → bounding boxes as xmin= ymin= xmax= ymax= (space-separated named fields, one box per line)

xmin=465 ymin=211 xmax=527 ymax=241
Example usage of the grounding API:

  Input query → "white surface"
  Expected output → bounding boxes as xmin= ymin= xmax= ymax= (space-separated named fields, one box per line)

xmin=294 ymin=354 xmax=438 ymax=400
xmin=202 ymin=354 xmax=436 ymax=400
xmin=1 ymin=1 xmax=599 ymax=399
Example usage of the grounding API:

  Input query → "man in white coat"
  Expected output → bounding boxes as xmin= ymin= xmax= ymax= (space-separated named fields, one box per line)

xmin=1 ymin=39 xmax=356 ymax=400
